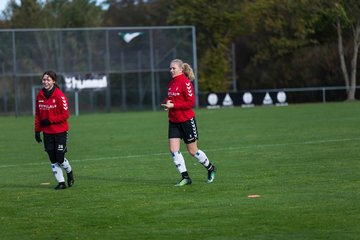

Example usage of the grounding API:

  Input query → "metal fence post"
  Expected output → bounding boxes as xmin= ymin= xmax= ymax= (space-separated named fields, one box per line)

xmin=192 ymin=26 xmax=199 ymax=108
xmin=149 ymin=29 xmax=156 ymax=111
xmin=12 ymin=31 xmax=19 ymax=117
xmin=75 ymin=90 xmax=79 ymax=116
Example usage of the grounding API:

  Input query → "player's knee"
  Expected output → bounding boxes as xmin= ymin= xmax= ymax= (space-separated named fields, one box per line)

xmin=169 ymin=146 xmax=180 ymax=153
xmin=188 ymin=148 xmax=197 ymax=157
xmin=46 ymin=151 xmax=57 ymax=164
xmin=55 ymin=151 xmax=65 ymax=164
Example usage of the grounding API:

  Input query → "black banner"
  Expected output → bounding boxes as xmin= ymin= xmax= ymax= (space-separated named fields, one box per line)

xmin=206 ymin=91 xmax=288 ymax=108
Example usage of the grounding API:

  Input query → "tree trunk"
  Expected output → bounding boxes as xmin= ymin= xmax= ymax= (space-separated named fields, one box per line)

xmin=348 ymin=20 xmax=360 ymax=101
xmin=337 ymin=20 xmax=350 ymax=94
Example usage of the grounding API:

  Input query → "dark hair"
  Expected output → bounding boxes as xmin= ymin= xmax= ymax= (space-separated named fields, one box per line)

xmin=42 ymin=70 xmax=57 ymax=82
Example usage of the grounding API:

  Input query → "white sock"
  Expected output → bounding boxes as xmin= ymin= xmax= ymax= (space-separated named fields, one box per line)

xmin=51 ymin=163 xmax=65 ymax=183
xmin=171 ymin=151 xmax=187 ymax=173
xmin=60 ymin=158 xmax=72 ymax=173
xmin=195 ymin=149 xmax=210 ymax=168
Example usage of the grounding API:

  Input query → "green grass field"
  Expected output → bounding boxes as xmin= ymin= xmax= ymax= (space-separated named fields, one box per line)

xmin=0 ymin=102 xmax=359 ymax=239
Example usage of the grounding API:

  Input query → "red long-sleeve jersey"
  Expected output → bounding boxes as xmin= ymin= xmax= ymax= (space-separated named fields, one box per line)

xmin=165 ymin=73 xmax=195 ymax=123
xmin=35 ymin=87 xmax=70 ymax=134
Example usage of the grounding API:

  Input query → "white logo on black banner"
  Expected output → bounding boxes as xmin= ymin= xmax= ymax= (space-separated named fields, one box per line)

xmin=222 ymin=93 xmax=233 ymax=107
xmin=276 ymin=91 xmax=288 ymax=106
xmin=263 ymin=92 xmax=273 ymax=105
xmin=207 ymin=93 xmax=220 ymax=109
xmin=242 ymin=92 xmax=254 ymax=107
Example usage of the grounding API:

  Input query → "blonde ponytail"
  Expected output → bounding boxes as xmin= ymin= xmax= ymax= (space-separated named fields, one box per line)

xmin=182 ymin=63 xmax=195 ymax=81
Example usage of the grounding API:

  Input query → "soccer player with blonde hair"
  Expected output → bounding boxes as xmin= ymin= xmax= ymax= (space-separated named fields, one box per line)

xmin=161 ymin=59 xmax=216 ymax=186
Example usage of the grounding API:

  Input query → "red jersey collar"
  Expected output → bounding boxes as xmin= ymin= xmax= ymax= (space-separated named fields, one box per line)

xmin=172 ymin=73 xmax=187 ymax=81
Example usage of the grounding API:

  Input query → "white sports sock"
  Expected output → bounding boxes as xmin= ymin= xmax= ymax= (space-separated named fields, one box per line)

xmin=60 ymin=158 xmax=72 ymax=173
xmin=171 ymin=151 xmax=187 ymax=173
xmin=195 ymin=149 xmax=210 ymax=167
xmin=51 ymin=163 xmax=65 ymax=183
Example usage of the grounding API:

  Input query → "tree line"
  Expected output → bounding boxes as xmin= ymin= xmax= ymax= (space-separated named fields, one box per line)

xmin=1 ymin=0 xmax=359 ymax=100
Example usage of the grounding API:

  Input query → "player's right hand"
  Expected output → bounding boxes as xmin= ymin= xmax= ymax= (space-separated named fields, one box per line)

xmin=161 ymin=100 xmax=173 ymax=110
xmin=35 ymin=132 xmax=42 ymax=143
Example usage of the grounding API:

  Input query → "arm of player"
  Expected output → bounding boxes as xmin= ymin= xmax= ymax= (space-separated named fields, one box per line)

xmin=172 ymin=82 xmax=195 ymax=110
xmin=34 ymin=97 xmax=42 ymax=132
xmin=49 ymin=95 xmax=70 ymax=123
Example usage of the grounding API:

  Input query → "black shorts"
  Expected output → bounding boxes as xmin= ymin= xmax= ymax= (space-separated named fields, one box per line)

xmin=43 ymin=131 xmax=68 ymax=154
xmin=168 ymin=117 xmax=198 ymax=144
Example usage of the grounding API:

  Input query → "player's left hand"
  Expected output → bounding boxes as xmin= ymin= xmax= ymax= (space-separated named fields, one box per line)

xmin=40 ymin=119 xmax=51 ymax=126
xmin=161 ymin=100 xmax=174 ymax=110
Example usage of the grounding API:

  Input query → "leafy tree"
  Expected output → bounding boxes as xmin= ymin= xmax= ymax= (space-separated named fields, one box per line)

xmin=318 ymin=0 xmax=360 ymax=100
xmin=8 ymin=0 xmax=43 ymax=28
xmin=166 ymin=0 xmax=243 ymax=92
xmin=102 ymin=0 xmax=147 ymax=26
xmin=43 ymin=0 xmax=103 ymax=28
xmin=241 ymin=0 xmax=319 ymax=63
xmin=4 ymin=0 xmax=102 ymax=28
xmin=102 ymin=0 xmax=170 ymax=26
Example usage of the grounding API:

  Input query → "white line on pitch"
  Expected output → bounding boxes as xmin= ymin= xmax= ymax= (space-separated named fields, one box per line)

xmin=0 ymin=137 xmax=359 ymax=169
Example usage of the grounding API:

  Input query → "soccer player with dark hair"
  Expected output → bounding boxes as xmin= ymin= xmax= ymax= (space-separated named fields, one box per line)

xmin=161 ymin=59 xmax=216 ymax=186
xmin=34 ymin=70 xmax=74 ymax=190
